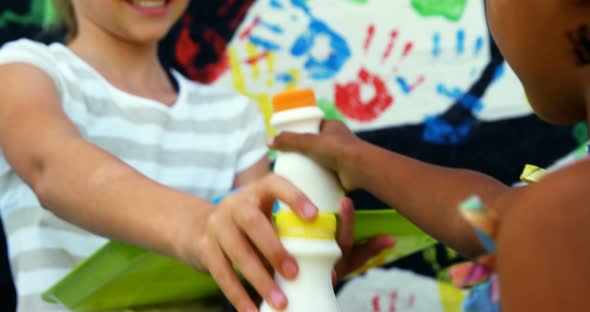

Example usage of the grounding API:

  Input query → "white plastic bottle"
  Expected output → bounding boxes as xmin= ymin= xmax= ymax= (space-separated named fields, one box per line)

xmin=260 ymin=89 xmax=343 ymax=312
xmin=259 ymin=211 xmax=341 ymax=312
xmin=270 ymin=89 xmax=345 ymax=214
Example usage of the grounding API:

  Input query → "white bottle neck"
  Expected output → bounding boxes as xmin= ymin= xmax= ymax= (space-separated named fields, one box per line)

xmin=271 ymin=106 xmax=324 ymax=134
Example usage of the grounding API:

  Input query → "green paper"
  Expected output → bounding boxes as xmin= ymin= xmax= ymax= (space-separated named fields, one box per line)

xmin=43 ymin=210 xmax=435 ymax=311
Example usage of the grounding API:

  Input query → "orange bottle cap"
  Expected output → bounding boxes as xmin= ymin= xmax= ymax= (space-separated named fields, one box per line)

xmin=272 ymin=89 xmax=317 ymax=113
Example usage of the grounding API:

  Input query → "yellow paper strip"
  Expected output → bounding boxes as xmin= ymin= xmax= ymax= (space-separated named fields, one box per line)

xmin=520 ymin=164 xmax=547 ymax=184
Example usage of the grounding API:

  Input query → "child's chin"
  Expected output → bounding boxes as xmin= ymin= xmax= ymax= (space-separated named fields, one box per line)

xmin=127 ymin=28 xmax=170 ymax=43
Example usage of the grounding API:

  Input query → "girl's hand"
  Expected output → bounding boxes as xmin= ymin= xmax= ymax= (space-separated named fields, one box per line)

xmin=333 ymin=198 xmax=396 ymax=282
xmin=180 ymin=174 xmax=318 ymax=312
xmin=269 ymin=120 xmax=365 ymax=190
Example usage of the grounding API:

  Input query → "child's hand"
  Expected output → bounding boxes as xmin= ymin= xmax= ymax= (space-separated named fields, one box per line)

xmin=269 ymin=120 xmax=365 ymax=190
xmin=181 ymin=174 xmax=318 ymax=312
xmin=333 ymin=198 xmax=396 ymax=281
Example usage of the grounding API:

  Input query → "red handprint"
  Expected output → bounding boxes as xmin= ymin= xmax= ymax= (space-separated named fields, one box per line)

xmin=335 ymin=25 xmax=424 ymax=122
xmin=335 ymin=68 xmax=393 ymax=122
xmin=175 ymin=16 xmax=230 ymax=84
xmin=372 ymin=290 xmax=416 ymax=312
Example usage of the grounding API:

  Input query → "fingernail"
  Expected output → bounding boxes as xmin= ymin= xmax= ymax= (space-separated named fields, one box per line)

xmin=382 ymin=236 xmax=396 ymax=246
xmin=282 ymin=259 xmax=298 ymax=278
xmin=270 ymin=288 xmax=287 ymax=307
xmin=304 ymin=202 xmax=317 ymax=218
xmin=245 ymin=306 xmax=257 ymax=312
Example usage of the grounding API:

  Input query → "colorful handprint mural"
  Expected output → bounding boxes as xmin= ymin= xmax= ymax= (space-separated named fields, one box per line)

xmin=214 ymin=0 xmax=580 ymax=188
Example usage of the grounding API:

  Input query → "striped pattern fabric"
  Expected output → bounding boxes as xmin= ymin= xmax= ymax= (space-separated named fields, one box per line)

xmin=0 ymin=39 xmax=267 ymax=311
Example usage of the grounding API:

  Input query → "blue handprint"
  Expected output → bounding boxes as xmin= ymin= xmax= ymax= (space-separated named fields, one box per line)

xmin=290 ymin=19 xmax=351 ymax=80
xmin=423 ymin=84 xmax=483 ymax=145
xmin=423 ymin=29 xmax=505 ymax=145
xmin=246 ymin=0 xmax=351 ymax=80
xmin=432 ymin=29 xmax=485 ymax=76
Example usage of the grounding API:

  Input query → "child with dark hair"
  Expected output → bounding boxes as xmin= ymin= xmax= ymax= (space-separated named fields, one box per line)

xmin=271 ymin=1 xmax=590 ymax=310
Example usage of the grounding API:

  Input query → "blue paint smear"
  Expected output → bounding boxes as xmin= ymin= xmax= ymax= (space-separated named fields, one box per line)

xmin=275 ymin=72 xmax=294 ymax=83
xmin=270 ymin=0 xmax=283 ymax=9
xmin=456 ymin=29 xmax=465 ymax=55
xmin=290 ymin=0 xmax=312 ymax=15
xmin=248 ymin=36 xmax=281 ymax=51
xmin=492 ymin=63 xmax=505 ymax=82
xmin=259 ymin=19 xmax=284 ymax=34
xmin=423 ymin=83 xmax=486 ymax=144
xmin=436 ymin=83 xmax=483 ymax=112
xmin=460 ymin=94 xmax=484 ymax=112
xmin=423 ymin=115 xmax=474 ymax=145
xmin=474 ymin=36 xmax=484 ymax=56
xmin=432 ymin=32 xmax=442 ymax=58
xmin=395 ymin=76 xmax=411 ymax=94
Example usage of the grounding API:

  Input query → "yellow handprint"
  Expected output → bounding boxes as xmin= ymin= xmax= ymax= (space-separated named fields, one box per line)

xmin=229 ymin=43 xmax=300 ymax=137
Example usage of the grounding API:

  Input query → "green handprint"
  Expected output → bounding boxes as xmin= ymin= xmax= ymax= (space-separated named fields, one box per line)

xmin=411 ymin=0 xmax=467 ymax=22
xmin=0 ymin=0 xmax=60 ymax=28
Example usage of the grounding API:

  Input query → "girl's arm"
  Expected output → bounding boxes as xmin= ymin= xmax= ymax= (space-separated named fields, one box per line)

xmin=343 ymin=140 xmax=508 ymax=257
xmin=0 ymin=63 xmax=316 ymax=312
xmin=0 ymin=64 xmax=198 ymax=257
xmin=271 ymin=120 xmax=509 ymax=257
xmin=273 ymin=120 xmax=590 ymax=309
